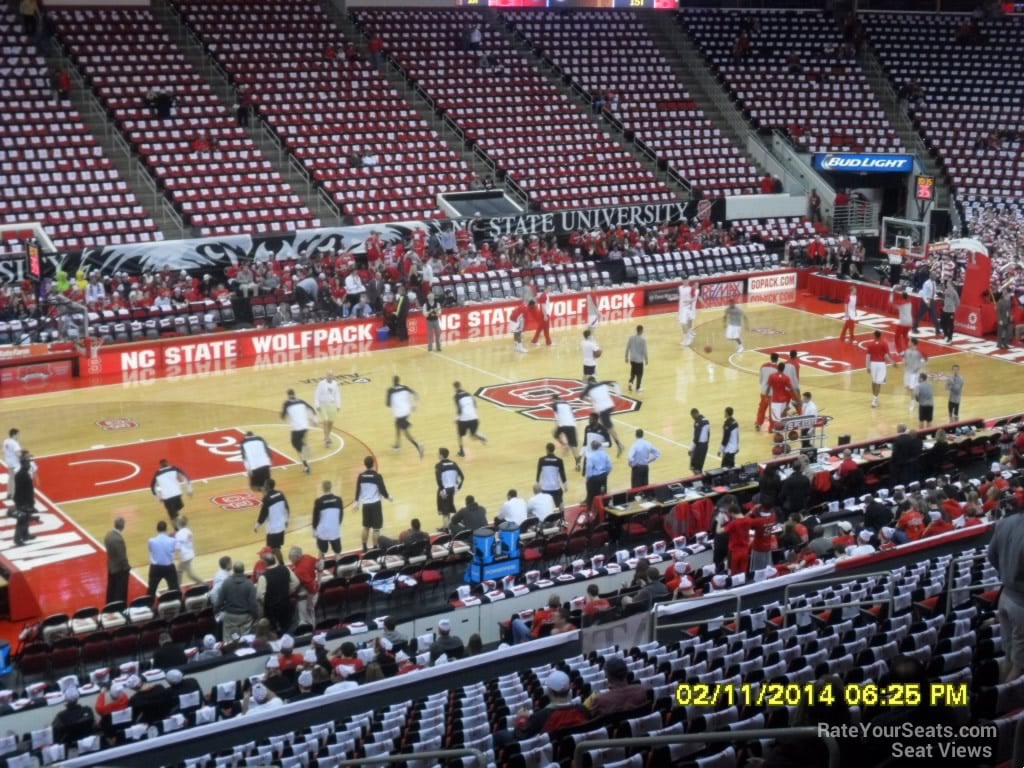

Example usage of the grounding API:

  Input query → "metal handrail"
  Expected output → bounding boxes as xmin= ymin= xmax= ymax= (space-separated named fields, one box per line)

xmin=335 ymin=748 xmax=486 ymax=767
xmin=572 ymin=728 xmax=839 ymax=768
xmin=781 ymin=570 xmax=894 ymax=626
xmin=654 ymin=592 xmax=742 ymax=639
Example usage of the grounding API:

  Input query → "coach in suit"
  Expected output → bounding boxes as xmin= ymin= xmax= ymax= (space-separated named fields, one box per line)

xmin=104 ymin=517 xmax=130 ymax=605
xmin=890 ymin=424 xmax=922 ymax=487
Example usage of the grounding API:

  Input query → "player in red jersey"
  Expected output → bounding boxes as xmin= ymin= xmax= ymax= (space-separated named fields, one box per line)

xmin=529 ymin=289 xmax=552 ymax=346
xmin=891 ymin=286 xmax=913 ymax=355
xmin=755 ymin=353 xmax=780 ymax=431
xmin=864 ymin=329 xmax=895 ymax=408
xmin=766 ymin=362 xmax=795 ymax=429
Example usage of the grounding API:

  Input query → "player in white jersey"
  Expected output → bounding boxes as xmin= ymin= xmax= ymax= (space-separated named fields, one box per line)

xmin=3 ymin=428 xmax=22 ymax=500
xmin=387 ymin=375 xmax=424 ymax=458
xmin=240 ymin=431 xmax=273 ymax=491
xmin=453 ymin=381 xmax=487 ymax=457
xmin=678 ymin=280 xmax=699 ymax=346
xmin=581 ymin=329 xmax=601 ymax=378
xmin=151 ymin=458 xmax=192 ymax=520
xmin=551 ymin=394 xmax=580 ymax=468
xmin=281 ymin=389 xmax=318 ymax=474
xmin=313 ymin=371 xmax=341 ymax=448
xmin=582 ymin=376 xmax=624 ymax=455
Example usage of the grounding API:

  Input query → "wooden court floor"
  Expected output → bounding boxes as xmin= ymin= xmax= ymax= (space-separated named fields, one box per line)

xmin=3 ymin=300 xmax=1020 ymax=587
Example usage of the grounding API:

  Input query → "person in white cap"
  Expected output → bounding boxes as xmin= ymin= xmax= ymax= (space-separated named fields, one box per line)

xmin=502 ymin=669 xmax=588 ymax=744
xmin=847 ymin=529 xmax=876 ymax=557
xmin=324 ymin=665 xmax=360 ymax=695
xmin=51 ymin=687 xmax=95 ymax=747
xmin=244 ymin=682 xmax=282 ymax=715
xmin=429 ymin=618 xmax=465 ymax=664
xmin=165 ymin=669 xmax=202 ymax=711
xmin=292 ymin=670 xmax=317 ymax=701
xmin=196 ymin=634 xmax=221 ymax=662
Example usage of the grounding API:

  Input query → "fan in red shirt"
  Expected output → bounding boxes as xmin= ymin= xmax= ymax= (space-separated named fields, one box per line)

xmin=288 ymin=547 xmax=321 ymax=629
xmin=765 ymin=362 xmax=795 ymax=429
xmin=864 ymin=329 xmax=894 ymax=408
xmin=723 ymin=508 xmax=754 ymax=575
xmin=897 ymin=507 xmax=925 ymax=541
xmin=581 ymin=584 xmax=611 ymax=617
xmin=922 ymin=510 xmax=954 ymax=538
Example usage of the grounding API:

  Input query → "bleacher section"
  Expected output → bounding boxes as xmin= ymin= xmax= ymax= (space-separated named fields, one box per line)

xmin=173 ymin=0 xmax=477 ymax=226
xmin=683 ymin=9 xmax=902 ymax=155
xmin=0 ymin=11 xmax=160 ymax=256
xmin=861 ymin=13 xmax=1024 ymax=204
xmin=353 ymin=9 xmax=678 ymax=212
xmin=50 ymin=7 xmax=316 ymax=238
xmin=504 ymin=10 xmax=759 ymax=197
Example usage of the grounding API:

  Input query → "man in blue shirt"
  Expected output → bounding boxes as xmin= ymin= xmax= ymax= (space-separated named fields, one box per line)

xmin=584 ymin=439 xmax=612 ymax=512
xmin=627 ymin=428 xmax=661 ymax=489
xmin=147 ymin=520 xmax=179 ymax=597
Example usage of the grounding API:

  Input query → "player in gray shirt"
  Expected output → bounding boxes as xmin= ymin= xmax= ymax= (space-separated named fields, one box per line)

xmin=915 ymin=373 xmax=934 ymax=429
xmin=945 ymin=364 xmax=964 ymax=420
xmin=624 ymin=325 xmax=649 ymax=392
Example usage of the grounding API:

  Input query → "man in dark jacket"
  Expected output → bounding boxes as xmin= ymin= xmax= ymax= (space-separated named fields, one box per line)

xmin=890 ymin=424 xmax=922 ymax=487
xmin=780 ymin=462 xmax=811 ymax=514
xmin=585 ymin=656 xmax=648 ymax=718
xmin=51 ymin=688 xmax=96 ymax=746
xmin=257 ymin=552 xmax=299 ymax=633
xmin=450 ymin=496 xmax=488 ymax=535
xmin=12 ymin=453 xmax=37 ymax=546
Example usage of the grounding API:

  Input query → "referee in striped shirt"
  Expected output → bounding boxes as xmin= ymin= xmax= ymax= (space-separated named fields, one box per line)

xmin=624 ymin=325 xmax=649 ymax=392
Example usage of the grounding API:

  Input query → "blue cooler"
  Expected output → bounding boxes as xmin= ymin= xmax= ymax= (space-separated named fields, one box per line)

xmin=473 ymin=527 xmax=495 ymax=564
xmin=376 ymin=327 xmax=390 ymax=342
xmin=0 ymin=640 xmax=11 ymax=677
xmin=498 ymin=522 xmax=520 ymax=559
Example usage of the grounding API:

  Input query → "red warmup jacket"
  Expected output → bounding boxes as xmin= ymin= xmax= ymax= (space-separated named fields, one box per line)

xmin=750 ymin=512 xmax=777 ymax=553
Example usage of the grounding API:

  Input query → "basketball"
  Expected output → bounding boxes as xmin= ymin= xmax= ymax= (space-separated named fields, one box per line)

xmin=771 ymin=444 xmax=784 ymax=455
xmin=773 ymin=432 xmax=784 ymax=444
xmin=703 ymin=344 xmax=713 ymax=353
xmin=787 ymin=429 xmax=800 ymax=441
xmin=594 ymin=349 xmax=603 ymax=359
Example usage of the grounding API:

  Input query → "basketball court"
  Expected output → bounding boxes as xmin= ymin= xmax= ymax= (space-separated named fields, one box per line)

xmin=0 ymin=288 xmax=1019 ymax=643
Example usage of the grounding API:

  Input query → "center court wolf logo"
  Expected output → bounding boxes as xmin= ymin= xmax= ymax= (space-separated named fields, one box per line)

xmin=476 ymin=378 xmax=641 ymax=421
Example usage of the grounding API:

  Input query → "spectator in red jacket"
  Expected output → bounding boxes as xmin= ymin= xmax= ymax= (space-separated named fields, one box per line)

xmin=288 ymin=546 xmax=321 ymax=630
xmin=724 ymin=507 xmax=754 ymax=575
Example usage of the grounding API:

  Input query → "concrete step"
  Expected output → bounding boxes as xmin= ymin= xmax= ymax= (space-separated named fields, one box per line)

xmin=50 ymin=48 xmax=184 ymax=239
xmin=330 ymin=2 xmax=501 ymax=202
xmin=640 ymin=12 xmax=765 ymax=178
xmin=859 ymin=43 xmax=952 ymax=209
xmin=150 ymin=0 xmax=340 ymax=227
xmin=493 ymin=15 xmax=689 ymax=200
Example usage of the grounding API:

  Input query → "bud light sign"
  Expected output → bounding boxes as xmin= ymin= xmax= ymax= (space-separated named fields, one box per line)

xmin=814 ymin=153 xmax=914 ymax=173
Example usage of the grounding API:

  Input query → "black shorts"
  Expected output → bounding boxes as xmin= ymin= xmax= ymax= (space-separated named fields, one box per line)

xmin=437 ymin=488 xmax=456 ymax=515
xmin=249 ymin=465 xmax=270 ymax=490
xmin=163 ymin=496 xmax=184 ymax=518
xmin=919 ymin=404 xmax=934 ymax=423
xmin=362 ymin=501 xmax=383 ymax=531
xmin=457 ymin=419 xmax=479 ymax=437
xmin=395 ymin=416 xmax=411 ymax=431
xmin=583 ymin=364 xmax=596 ymax=377
xmin=598 ymin=408 xmax=614 ymax=430
xmin=316 ymin=537 xmax=342 ymax=555
xmin=266 ymin=531 xmax=285 ymax=549
xmin=544 ymin=489 xmax=564 ymax=508
xmin=290 ymin=430 xmax=307 ymax=453
xmin=555 ymin=426 xmax=578 ymax=449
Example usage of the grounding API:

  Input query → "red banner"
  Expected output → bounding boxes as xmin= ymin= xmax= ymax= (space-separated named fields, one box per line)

xmin=89 ymin=286 xmax=646 ymax=377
